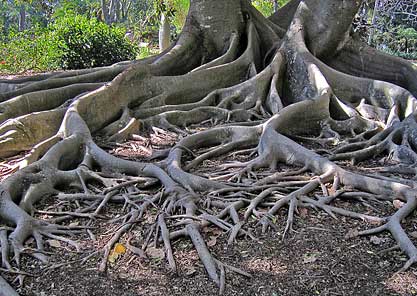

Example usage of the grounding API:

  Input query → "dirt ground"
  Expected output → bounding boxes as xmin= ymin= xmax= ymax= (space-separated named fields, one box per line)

xmin=2 ymin=70 xmax=417 ymax=295
xmin=0 ymin=130 xmax=414 ymax=296
xmin=14 ymin=209 xmax=417 ymax=296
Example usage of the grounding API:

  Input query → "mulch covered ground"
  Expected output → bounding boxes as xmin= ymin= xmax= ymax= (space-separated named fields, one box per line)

xmin=0 ymin=128 xmax=413 ymax=296
xmin=15 ymin=206 xmax=417 ymax=296
xmin=1 ymin=72 xmax=417 ymax=296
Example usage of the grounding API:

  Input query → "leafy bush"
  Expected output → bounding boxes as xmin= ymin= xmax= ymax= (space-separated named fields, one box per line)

xmin=0 ymin=27 xmax=62 ymax=74
xmin=252 ymin=0 xmax=290 ymax=16
xmin=252 ymin=0 xmax=274 ymax=16
xmin=52 ymin=15 xmax=137 ymax=69
xmin=168 ymin=0 xmax=189 ymax=32
xmin=373 ymin=26 xmax=417 ymax=60
xmin=0 ymin=15 xmax=138 ymax=74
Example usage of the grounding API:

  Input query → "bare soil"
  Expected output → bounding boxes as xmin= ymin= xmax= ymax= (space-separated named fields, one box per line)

xmin=2 ymin=128 xmax=417 ymax=296
xmin=15 ymin=210 xmax=417 ymax=296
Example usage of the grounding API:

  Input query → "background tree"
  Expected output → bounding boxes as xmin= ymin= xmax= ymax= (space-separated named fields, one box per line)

xmin=361 ymin=0 xmax=417 ymax=59
xmin=156 ymin=0 xmax=175 ymax=52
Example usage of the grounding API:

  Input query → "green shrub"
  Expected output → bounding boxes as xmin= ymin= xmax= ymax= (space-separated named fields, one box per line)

xmin=252 ymin=0 xmax=290 ymax=16
xmin=52 ymin=15 xmax=138 ymax=69
xmin=252 ymin=0 xmax=274 ymax=16
xmin=168 ymin=0 xmax=189 ymax=32
xmin=372 ymin=26 xmax=417 ymax=60
xmin=0 ymin=15 xmax=138 ymax=74
xmin=0 ymin=27 xmax=62 ymax=74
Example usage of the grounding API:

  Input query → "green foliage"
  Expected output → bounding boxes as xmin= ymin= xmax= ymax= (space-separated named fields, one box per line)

xmin=0 ymin=26 xmax=61 ymax=73
xmin=252 ymin=0 xmax=289 ymax=16
xmin=137 ymin=44 xmax=158 ymax=59
xmin=252 ymin=0 xmax=274 ymax=16
xmin=0 ymin=14 xmax=137 ymax=73
xmin=137 ymin=46 xmax=152 ymax=59
xmin=372 ymin=25 xmax=417 ymax=60
xmin=53 ymin=0 xmax=100 ymax=19
xmin=2 ymin=0 xmax=414 ymax=74
xmin=397 ymin=26 xmax=417 ymax=40
xmin=167 ymin=0 xmax=189 ymax=32
xmin=52 ymin=15 xmax=137 ymax=69
xmin=150 ymin=0 xmax=189 ymax=33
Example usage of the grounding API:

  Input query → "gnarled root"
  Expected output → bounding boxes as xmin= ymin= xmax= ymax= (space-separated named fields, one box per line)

xmin=332 ymin=111 xmax=417 ymax=164
xmin=1 ymin=0 xmax=417 ymax=294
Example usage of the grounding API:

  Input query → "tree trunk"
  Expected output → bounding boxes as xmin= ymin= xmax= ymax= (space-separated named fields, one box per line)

xmin=101 ymin=0 xmax=110 ymax=24
xmin=116 ymin=0 xmax=121 ymax=22
xmin=368 ymin=0 xmax=381 ymax=44
xmin=120 ymin=0 xmax=132 ymax=21
xmin=2 ymin=15 xmax=10 ymax=37
xmin=158 ymin=13 xmax=170 ymax=52
xmin=18 ymin=4 xmax=25 ymax=32
xmin=0 ymin=0 xmax=417 ymax=293
xmin=109 ymin=0 xmax=120 ymax=23
xmin=273 ymin=0 xmax=279 ymax=12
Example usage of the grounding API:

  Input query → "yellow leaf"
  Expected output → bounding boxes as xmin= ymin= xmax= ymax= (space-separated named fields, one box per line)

xmin=108 ymin=243 xmax=126 ymax=264
xmin=108 ymin=251 xmax=119 ymax=263
xmin=114 ymin=243 xmax=126 ymax=255
xmin=47 ymin=239 xmax=62 ymax=248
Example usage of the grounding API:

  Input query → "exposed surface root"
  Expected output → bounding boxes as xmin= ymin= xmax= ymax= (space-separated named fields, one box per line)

xmin=331 ymin=112 xmax=417 ymax=164
xmin=1 ymin=0 xmax=417 ymax=294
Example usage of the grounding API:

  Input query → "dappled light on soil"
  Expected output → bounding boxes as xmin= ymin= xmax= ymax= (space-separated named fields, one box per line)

xmin=386 ymin=272 xmax=417 ymax=295
xmin=0 ymin=0 xmax=417 ymax=295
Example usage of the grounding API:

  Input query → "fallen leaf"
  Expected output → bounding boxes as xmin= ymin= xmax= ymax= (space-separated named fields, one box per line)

xmin=202 ymin=227 xmax=210 ymax=233
xmin=185 ymin=267 xmax=196 ymax=276
xmin=69 ymin=221 xmax=80 ymax=227
xmin=299 ymin=208 xmax=308 ymax=218
xmin=147 ymin=247 xmax=165 ymax=259
xmin=241 ymin=251 xmax=249 ymax=258
xmin=303 ymin=253 xmax=318 ymax=264
xmin=368 ymin=219 xmax=382 ymax=226
xmin=370 ymin=236 xmax=383 ymax=245
xmin=410 ymin=231 xmax=417 ymax=239
xmin=108 ymin=243 xmax=127 ymax=263
xmin=345 ymin=228 xmax=359 ymax=239
xmin=47 ymin=239 xmax=62 ymax=248
xmin=114 ymin=243 xmax=126 ymax=255
xmin=211 ymin=228 xmax=223 ymax=236
xmin=108 ymin=251 xmax=119 ymax=263
xmin=393 ymin=199 xmax=405 ymax=209
xmin=207 ymin=237 xmax=217 ymax=247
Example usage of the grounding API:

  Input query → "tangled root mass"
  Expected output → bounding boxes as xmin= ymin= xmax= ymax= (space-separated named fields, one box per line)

xmin=0 ymin=0 xmax=417 ymax=293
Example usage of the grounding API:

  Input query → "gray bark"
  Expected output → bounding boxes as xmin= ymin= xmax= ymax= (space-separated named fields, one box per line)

xmin=101 ymin=0 xmax=110 ymax=24
xmin=159 ymin=13 xmax=170 ymax=52
xmin=109 ymin=0 xmax=120 ymax=23
xmin=368 ymin=0 xmax=381 ymax=44
xmin=273 ymin=0 xmax=279 ymax=12
xmin=1 ymin=0 xmax=417 ymax=293
xmin=0 ymin=275 xmax=19 ymax=296
xmin=18 ymin=5 xmax=25 ymax=32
